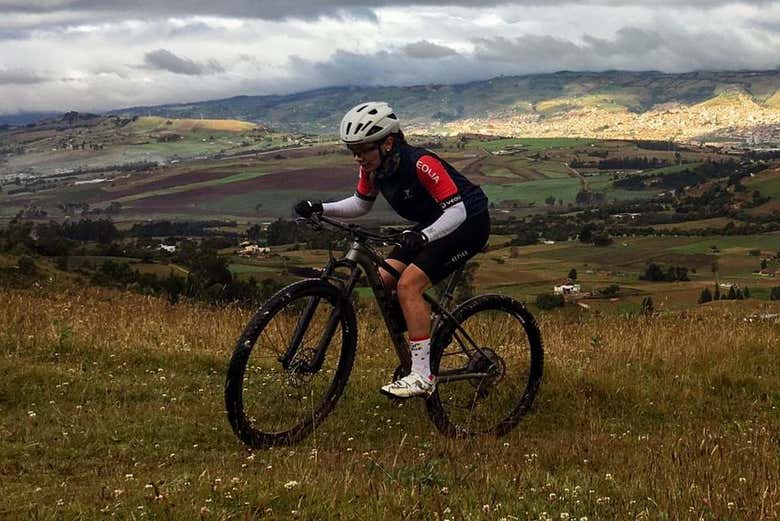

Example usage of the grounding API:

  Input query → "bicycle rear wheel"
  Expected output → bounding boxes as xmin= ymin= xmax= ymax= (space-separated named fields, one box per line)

xmin=426 ymin=294 xmax=543 ymax=438
xmin=225 ymin=279 xmax=357 ymax=448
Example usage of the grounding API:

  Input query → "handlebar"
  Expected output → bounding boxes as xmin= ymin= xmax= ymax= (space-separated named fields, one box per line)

xmin=297 ymin=214 xmax=401 ymax=246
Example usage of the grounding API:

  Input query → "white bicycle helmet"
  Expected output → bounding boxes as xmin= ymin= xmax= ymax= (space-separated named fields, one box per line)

xmin=339 ymin=102 xmax=400 ymax=145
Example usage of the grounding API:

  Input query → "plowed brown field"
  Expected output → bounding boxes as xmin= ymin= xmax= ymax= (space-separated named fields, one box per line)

xmin=126 ymin=167 xmax=356 ymax=210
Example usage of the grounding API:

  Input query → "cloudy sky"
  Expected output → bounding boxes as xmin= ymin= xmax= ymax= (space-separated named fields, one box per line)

xmin=1 ymin=0 xmax=779 ymax=114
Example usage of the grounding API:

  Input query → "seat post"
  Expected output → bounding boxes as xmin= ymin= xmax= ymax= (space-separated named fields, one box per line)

xmin=438 ymin=264 xmax=466 ymax=312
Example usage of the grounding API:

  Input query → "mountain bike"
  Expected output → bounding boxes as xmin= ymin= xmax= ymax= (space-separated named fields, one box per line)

xmin=225 ymin=215 xmax=544 ymax=449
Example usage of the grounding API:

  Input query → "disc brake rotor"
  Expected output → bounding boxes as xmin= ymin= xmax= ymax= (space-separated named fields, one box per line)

xmin=466 ymin=347 xmax=506 ymax=397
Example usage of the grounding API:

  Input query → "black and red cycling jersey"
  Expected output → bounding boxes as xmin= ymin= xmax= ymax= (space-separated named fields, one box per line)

xmin=354 ymin=143 xmax=488 ymax=227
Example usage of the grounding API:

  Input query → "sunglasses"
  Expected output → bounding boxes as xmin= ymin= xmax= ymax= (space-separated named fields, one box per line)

xmin=347 ymin=143 xmax=380 ymax=157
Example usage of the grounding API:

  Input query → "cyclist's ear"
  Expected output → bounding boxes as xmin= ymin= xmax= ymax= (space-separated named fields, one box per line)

xmin=383 ymin=136 xmax=394 ymax=153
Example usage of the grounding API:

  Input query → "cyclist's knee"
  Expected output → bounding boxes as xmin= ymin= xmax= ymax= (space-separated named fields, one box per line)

xmin=380 ymin=260 xmax=406 ymax=292
xmin=380 ymin=270 xmax=397 ymax=292
xmin=397 ymin=270 xmax=427 ymax=299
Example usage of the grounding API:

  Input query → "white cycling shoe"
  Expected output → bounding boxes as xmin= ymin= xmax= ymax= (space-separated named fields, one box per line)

xmin=380 ymin=371 xmax=436 ymax=398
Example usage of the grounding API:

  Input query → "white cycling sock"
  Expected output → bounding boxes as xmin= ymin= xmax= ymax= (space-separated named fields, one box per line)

xmin=409 ymin=336 xmax=433 ymax=380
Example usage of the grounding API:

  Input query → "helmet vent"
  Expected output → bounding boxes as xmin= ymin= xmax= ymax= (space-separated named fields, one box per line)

xmin=340 ymin=102 xmax=400 ymax=144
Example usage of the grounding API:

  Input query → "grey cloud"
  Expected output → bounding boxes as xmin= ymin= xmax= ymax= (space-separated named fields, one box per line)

xmin=473 ymin=36 xmax=583 ymax=65
xmin=402 ymin=40 xmax=458 ymax=59
xmin=0 ymin=0 xmax=381 ymax=22
xmin=472 ymin=23 xmax=780 ymax=72
xmin=755 ymin=18 xmax=780 ymax=33
xmin=1 ymin=0 xmax=775 ymax=23
xmin=0 ymin=69 xmax=46 ymax=84
xmin=0 ymin=29 xmax=30 ymax=40
xmin=581 ymin=27 xmax=664 ymax=56
xmin=143 ymin=49 xmax=225 ymax=75
xmin=286 ymin=50 xmax=502 ymax=90
xmin=285 ymin=22 xmax=780 ymax=93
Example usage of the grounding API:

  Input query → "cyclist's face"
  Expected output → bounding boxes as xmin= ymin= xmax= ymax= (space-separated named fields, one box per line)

xmin=349 ymin=137 xmax=391 ymax=172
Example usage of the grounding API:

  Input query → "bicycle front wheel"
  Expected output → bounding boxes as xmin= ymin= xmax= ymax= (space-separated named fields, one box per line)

xmin=225 ymin=279 xmax=357 ymax=449
xmin=426 ymin=294 xmax=544 ymax=438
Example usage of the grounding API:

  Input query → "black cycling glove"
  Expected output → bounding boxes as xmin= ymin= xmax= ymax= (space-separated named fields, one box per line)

xmin=399 ymin=230 xmax=428 ymax=251
xmin=294 ymin=200 xmax=323 ymax=218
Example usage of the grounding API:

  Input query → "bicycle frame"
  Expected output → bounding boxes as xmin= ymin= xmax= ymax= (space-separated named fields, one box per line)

xmin=277 ymin=217 xmax=494 ymax=383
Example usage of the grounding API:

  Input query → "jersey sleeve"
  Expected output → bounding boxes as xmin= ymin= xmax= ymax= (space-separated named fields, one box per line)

xmin=415 ymin=155 xmax=461 ymax=209
xmin=355 ymin=166 xmax=378 ymax=201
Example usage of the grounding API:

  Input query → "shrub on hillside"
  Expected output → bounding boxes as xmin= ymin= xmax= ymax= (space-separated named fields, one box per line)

xmin=536 ymin=293 xmax=564 ymax=310
xmin=641 ymin=296 xmax=655 ymax=315
xmin=592 ymin=233 xmax=613 ymax=247
xmin=596 ymin=285 xmax=620 ymax=298
xmin=17 ymin=255 xmax=37 ymax=276
xmin=770 ymin=286 xmax=780 ymax=301
xmin=640 ymin=263 xmax=689 ymax=282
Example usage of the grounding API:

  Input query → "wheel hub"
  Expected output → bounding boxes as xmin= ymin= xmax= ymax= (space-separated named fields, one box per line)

xmin=466 ymin=347 xmax=505 ymax=395
xmin=287 ymin=348 xmax=318 ymax=387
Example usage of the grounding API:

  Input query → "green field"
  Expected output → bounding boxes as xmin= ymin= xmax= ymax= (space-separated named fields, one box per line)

xmin=481 ymin=166 xmax=517 ymax=178
xmin=669 ymin=233 xmax=780 ymax=254
xmin=532 ymin=162 xmax=574 ymax=179
xmin=588 ymin=176 xmax=662 ymax=201
xmin=649 ymin=162 xmax=704 ymax=176
xmin=745 ymin=170 xmax=780 ymax=200
xmin=227 ymin=263 xmax=277 ymax=275
xmin=481 ymin=176 xmax=660 ymax=206
xmin=472 ymin=138 xmax=595 ymax=153
xmin=128 ymin=138 xmax=237 ymax=157
xmin=482 ymin=178 xmax=583 ymax=205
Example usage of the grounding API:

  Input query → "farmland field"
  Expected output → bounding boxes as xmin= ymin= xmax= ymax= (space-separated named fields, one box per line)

xmin=745 ymin=166 xmax=780 ymax=200
xmin=669 ymin=233 xmax=780 ymax=254
xmin=482 ymin=178 xmax=583 ymax=205
xmin=471 ymin=137 xmax=595 ymax=152
xmin=1 ymin=125 xmax=759 ymax=222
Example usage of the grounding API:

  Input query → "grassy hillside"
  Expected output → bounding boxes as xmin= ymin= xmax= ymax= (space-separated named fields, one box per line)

xmin=0 ymin=285 xmax=778 ymax=519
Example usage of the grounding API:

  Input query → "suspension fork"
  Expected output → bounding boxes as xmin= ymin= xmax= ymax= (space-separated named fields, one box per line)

xmin=277 ymin=259 xmax=360 ymax=373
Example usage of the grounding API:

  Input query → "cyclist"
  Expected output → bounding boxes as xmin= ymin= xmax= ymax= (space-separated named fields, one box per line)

xmin=294 ymin=101 xmax=490 ymax=398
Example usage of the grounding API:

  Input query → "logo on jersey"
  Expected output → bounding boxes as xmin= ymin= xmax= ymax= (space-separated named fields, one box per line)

xmin=416 ymin=159 xmax=440 ymax=184
xmin=403 ymin=188 xmax=413 ymax=199
xmin=440 ymin=194 xmax=462 ymax=209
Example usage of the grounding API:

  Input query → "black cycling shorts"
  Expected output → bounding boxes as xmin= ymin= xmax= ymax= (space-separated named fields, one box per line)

xmin=388 ymin=211 xmax=490 ymax=284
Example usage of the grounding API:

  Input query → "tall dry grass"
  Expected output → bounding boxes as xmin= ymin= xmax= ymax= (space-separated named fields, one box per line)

xmin=1 ymin=285 xmax=778 ymax=520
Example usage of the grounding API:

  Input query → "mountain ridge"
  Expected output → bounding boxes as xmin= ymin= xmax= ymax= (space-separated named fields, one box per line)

xmin=6 ymin=69 xmax=780 ymax=142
